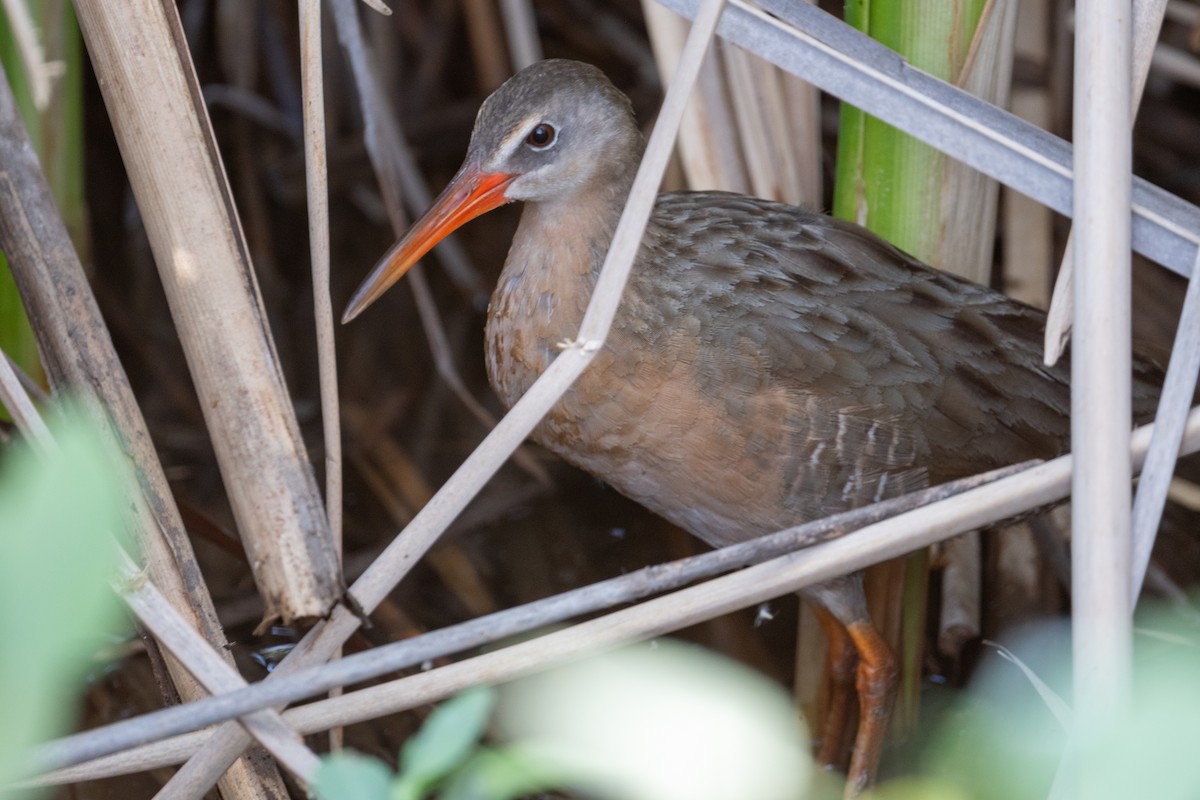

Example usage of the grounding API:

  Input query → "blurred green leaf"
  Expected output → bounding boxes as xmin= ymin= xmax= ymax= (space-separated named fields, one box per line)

xmin=313 ymin=753 xmax=394 ymax=800
xmin=0 ymin=406 xmax=128 ymax=797
xmin=923 ymin=611 xmax=1200 ymax=800
xmin=393 ymin=686 xmax=496 ymax=800
xmin=438 ymin=746 xmax=558 ymax=800
xmin=870 ymin=776 xmax=970 ymax=800
xmin=495 ymin=640 xmax=811 ymax=800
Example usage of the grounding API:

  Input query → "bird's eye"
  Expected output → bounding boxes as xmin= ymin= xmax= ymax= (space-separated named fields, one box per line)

xmin=525 ymin=123 xmax=556 ymax=149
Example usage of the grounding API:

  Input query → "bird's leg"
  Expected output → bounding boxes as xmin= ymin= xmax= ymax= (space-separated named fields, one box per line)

xmin=843 ymin=618 xmax=898 ymax=798
xmin=806 ymin=575 xmax=898 ymax=798
xmin=812 ymin=604 xmax=859 ymax=770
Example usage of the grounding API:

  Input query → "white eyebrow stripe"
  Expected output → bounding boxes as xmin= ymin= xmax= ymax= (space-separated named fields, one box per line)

xmin=495 ymin=115 xmax=543 ymax=162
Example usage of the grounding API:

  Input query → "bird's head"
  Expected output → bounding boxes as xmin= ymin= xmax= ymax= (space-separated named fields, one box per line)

xmin=342 ymin=59 xmax=642 ymax=322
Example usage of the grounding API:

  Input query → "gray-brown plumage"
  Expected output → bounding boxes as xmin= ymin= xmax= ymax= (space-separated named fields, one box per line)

xmin=343 ymin=59 xmax=1157 ymax=796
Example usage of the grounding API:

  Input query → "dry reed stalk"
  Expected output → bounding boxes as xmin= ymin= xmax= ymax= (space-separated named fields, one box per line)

xmin=298 ymin=0 xmax=346 ymax=753
xmin=988 ymin=520 xmax=1055 ymax=632
xmin=0 ymin=58 xmax=289 ymax=800
xmin=35 ymin=406 xmax=1200 ymax=782
xmin=73 ymin=0 xmax=342 ymax=628
xmin=1003 ymin=0 xmax=1056 ymax=291
xmin=1002 ymin=90 xmax=1052 ymax=307
xmin=151 ymin=1 xmax=730 ymax=794
xmin=1071 ymin=0 xmax=1134 ymax=755
xmin=642 ymin=0 xmax=819 ymax=204
xmin=300 ymin=0 xmax=341 ymax=553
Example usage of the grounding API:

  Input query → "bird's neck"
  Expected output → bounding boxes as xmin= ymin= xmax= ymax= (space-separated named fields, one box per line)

xmin=484 ymin=169 xmax=636 ymax=408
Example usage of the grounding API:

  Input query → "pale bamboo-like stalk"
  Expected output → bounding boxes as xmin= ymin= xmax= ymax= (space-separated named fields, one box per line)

xmin=1043 ymin=0 xmax=1169 ymax=362
xmin=0 ymin=56 xmax=288 ymax=800
xmin=1071 ymin=0 xmax=1133 ymax=759
xmin=73 ymin=0 xmax=342 ymax=627
xmin=151 ymin=1 xmax=730 ymax=796
xmin=35 ymin=406 xmax=1200 ymax=782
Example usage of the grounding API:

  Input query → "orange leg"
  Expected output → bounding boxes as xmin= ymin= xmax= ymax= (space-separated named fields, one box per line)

xmin=812 ymin=604 xmax=859 ymax=770
xmin=843 ymin=619 xmax=899 ymax=798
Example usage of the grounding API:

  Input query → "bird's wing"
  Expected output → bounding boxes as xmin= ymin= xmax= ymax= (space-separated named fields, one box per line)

xmin=641 ymin=192 xmax=1073 ymax=487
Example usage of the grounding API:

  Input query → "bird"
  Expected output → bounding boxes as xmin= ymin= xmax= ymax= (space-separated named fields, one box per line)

xmin=342 ymin=59 xmax=1154 ymax=795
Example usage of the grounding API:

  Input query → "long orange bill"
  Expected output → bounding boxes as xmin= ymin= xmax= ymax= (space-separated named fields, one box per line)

xmin=342 ymin=164 xmax=516 ymax=323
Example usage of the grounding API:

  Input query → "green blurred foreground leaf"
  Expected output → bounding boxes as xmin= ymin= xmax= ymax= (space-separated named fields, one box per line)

xmin=393 ymin=687 xmax=496 ymax=800
xmin=494 ymin=640 xmax=811 ymax=800
xmin=0 ymin=407 xmax=128 ymax=798
xmin=313 ymin=753 xmax=394 ymax=800
xmin=313 ymin=641 xmax=813 ymax=800
xmin=903 ymin=610 xmax=1200 ymax=800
